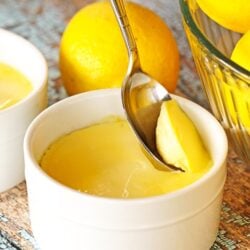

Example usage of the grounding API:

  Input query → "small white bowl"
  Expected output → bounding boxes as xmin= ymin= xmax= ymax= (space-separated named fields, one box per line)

xmin=0 ymin=29 xmax=48 ymax=192
xmin=24 ymin=89 xmax=228 ymax=250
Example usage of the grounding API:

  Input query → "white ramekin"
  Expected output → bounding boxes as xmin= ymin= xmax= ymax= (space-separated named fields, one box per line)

xmin=24 ymin=89 xmax=228 ymax=250
xmin=0 ymin=29 xmax=48 ymax=192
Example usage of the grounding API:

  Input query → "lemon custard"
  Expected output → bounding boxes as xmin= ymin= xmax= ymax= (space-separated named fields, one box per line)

xmin=156 ymin=100 xmax=212 ymax=172
xmin=40 ymin=117 xmax=212 ymax=199
xmin=0 ymin=63 xmax=33 ymax=110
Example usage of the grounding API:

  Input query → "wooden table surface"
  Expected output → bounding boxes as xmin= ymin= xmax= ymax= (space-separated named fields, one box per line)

xmin=0 ymin=0 xmax=249 ymax=249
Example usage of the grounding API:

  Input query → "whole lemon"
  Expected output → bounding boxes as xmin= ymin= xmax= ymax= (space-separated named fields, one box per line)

xmin=231 ymin=30 xmax=250 ymax=71
xmin=59 ymin=1 xmax=179 ymax=95
xmin=196 ymin=0 xmax=250 ymax=33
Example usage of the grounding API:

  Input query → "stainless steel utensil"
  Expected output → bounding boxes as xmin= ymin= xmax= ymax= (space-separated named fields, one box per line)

xmin=110 ymin=0 xmax=181 ymax=171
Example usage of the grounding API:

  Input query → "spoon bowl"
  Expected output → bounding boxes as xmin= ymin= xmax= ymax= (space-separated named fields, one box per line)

xmin=110 ymin=0 xmax=180 ymax=171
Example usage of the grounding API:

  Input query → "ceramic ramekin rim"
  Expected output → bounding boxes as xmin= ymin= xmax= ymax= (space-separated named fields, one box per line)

xmin=179 ymin=0 xmax=250 ymax=78
xmin=0 ymin=28 xmax=48 ymax=115
xmin=24 ymin=88 xmax=228 ymax=205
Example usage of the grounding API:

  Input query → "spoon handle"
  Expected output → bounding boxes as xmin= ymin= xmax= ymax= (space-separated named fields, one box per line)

xmin=110 ymin=0 xmax=139 ymax=67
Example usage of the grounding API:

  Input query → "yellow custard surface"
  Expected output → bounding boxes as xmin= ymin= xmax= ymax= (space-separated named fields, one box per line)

xmin=0 ymin=63 xmax=32 ymax=110
xmin=40 ymin=118 xmax=211 ymax=198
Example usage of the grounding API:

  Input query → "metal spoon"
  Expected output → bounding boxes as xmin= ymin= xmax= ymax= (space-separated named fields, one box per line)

xmin=110 ymin=0 xmax=181 ymax=171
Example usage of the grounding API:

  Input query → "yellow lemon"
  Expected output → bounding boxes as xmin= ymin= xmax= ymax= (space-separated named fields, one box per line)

xmin=223 ymin=81 xmax=250 ymax=134
xmin=196 ymin=0 xmax=250 ymax=33
xmin=59 ymin=1 xmax=179 ymax=95
xmin=228 ymin=31 xmax=250 ymax=133
xmin=231 ymin=30 xmax=250 ymax=71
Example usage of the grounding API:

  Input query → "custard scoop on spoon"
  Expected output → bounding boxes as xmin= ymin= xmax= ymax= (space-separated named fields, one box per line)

xmin=110 ymin=0 xmax=184 ymax=171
